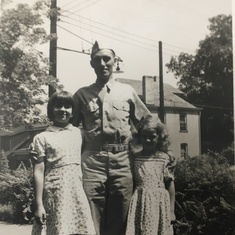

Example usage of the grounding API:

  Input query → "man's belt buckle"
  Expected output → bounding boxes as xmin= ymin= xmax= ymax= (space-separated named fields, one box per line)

xmin=101 ymin=144 xmax=129 ymax=153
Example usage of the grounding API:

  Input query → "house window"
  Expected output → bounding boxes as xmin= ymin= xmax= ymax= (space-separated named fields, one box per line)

xmin=181 ymin=143 xmax=188 ymax=158
xmin=179 ymin=113 xmax=187 ymax=131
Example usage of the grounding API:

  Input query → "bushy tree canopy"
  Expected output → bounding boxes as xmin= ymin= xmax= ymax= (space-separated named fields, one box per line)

xmin=0 ymin=1 xmax=62 ymax=129
xmin=166 ymin=15 xmax=233 ymax=153
xmin=174 ymin=153 xmax=235 ymax=235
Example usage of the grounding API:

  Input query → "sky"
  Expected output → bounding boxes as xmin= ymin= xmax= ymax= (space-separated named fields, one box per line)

xmin=4 ymin=0 xmax=233 ymax=94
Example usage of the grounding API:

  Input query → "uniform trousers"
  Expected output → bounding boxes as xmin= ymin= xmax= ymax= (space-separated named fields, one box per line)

xmin=81 ymin=149 xmax=133 ymax=235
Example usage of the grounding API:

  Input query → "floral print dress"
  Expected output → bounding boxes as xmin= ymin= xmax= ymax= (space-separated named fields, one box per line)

xmin=126 ymin=151 xmax=174 ymax=235
xmin=31 ymin=124 xmax=96 ymax=235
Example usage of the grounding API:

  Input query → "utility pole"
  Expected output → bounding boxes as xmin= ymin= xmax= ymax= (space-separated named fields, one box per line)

xmin=49 ymin=0 xmax=57 ymax=97
xmin=159 ymin=41 xmax=164 ymax=123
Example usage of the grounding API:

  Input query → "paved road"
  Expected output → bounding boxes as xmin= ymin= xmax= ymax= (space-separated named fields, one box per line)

xmin=0 ymin=222 xmax=32 ymax=235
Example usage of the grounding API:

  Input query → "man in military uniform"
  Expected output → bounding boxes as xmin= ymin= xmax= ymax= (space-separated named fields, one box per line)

xmin=72 ymin=40 xmax=151 ymax=235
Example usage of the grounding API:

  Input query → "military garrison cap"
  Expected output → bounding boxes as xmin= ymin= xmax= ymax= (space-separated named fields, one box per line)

xmin=91 ymin=40 xmax=116 ymax=58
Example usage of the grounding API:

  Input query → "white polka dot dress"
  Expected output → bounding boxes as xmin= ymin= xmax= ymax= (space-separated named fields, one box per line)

xmin=126 ymin=151 xmax=174 ymax=235
xmin=31 ymin=124 xmax=96 ymax=235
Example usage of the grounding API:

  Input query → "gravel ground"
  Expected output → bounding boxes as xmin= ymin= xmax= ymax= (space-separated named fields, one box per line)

xmin=0 ymin=222 xmax=32 ymax=235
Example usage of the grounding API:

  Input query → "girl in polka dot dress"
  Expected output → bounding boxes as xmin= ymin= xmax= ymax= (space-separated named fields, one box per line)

xmin=31 ymin=91 xmax=96 ymax=235
xmin=126 ymin=116 xmax=176 ymax=235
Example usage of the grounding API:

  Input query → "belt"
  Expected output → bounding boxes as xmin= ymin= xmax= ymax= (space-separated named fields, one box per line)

xmin=101 ymin=144 xmax=129 ymax=153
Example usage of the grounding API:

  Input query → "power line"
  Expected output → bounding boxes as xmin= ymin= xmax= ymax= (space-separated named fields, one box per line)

xmin=58 ymin=21 xmax=178 ymax=57
xmin=162 ymin=45 xmax=191 ymax=54
xmin=60 ymin=0 xmax=79 ymax=9
xmin=61 ymin=10 xmax=159 ymax=43
xmin=57 ymin=6 xmax=195 ymax=57
xmin=62 ymin=0 xmax=101 ymax=15
xmin=163 ymin=42 xmax=195 ymax=54
xmin=57 ymin=46 xmax=91 ymax=55
xmin=59 ymin=18 xmax=158 ymax=49
xmin=58 ymin=19 xmax=175 ymax=56
xmin=57 ymin=24 xmax=93 ymax=45
xmin=58 ymin=21 xmax=165 ymax=54
xmin=61 ymin=0 xmax=94 ymax=12
xmin=76 ymin=0 xmax=101 ymax=12
xmin=60 ymin=9 xmax=195 ymax=54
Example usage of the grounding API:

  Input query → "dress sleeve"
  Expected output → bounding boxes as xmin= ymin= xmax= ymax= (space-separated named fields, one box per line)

xmin=33 ymin=134 xmax=46 ymax=164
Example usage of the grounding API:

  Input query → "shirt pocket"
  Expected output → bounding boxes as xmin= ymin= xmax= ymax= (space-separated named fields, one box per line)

xmin=81 ymin=100 xmax=100 ymax=130
xmin=112 ymin=101 xmax=130 ymax=126
xmin=82 ymin=99 xmax=99 ymax=114
xmin=113 ymin=101 xmax=129 ymax=112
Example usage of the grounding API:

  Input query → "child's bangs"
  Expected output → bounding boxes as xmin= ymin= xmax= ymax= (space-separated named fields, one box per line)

xmin=53 ymin=94 xmax=74 ymax=107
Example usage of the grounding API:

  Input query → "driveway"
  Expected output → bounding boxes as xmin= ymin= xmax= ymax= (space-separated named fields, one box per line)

xmin=0 ymin=222 xmax=32 ymax=235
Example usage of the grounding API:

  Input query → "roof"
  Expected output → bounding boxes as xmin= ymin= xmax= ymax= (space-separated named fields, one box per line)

xmin=0 ymin=123 xmax=48 ymax=137
xmin=0 ymin=129 xmax=12 ymax=136
xmin=116 ymin=77 xmax=199 ymax=110
xmin=117 ymin=78 xmax=143 ymax=96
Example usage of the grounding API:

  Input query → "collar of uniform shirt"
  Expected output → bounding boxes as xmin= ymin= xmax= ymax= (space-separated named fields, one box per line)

xmin=95 ymin=79 xmax=116 ymax=92
xmin=47 ymin=123 xmax=73 ymax=132
xmin=106 ymin=80 xmax=115 ymax=92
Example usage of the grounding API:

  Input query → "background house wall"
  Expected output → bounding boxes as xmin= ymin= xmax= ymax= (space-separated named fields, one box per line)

xmin=165 ymin=111 xmax=201 ymax=159
xmin=117 ymin=76 xmax=201 ymax=160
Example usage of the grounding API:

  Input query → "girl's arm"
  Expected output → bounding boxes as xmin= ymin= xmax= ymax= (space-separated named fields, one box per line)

xmin=33 ymin=161 xmax=46 ymax=225
xmin=167 ymin=180 xmax=176 ymax=223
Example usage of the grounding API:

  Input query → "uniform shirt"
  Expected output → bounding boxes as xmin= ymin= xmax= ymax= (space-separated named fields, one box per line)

xmin=72 ymin=79 xmax=151 ymax=146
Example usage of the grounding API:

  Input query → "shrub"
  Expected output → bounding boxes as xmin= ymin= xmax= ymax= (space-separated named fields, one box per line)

xmin=0 ymin=150 xmax=9 ymax=173
xmin=174 ymin=153 xmax=235 ymax=235
xmin=0 ymin=204 xmax=14 ymax=222
xmin=221 ymin=142 xmax=234 ymax=165
xmin=0 ymin=152 xmax=34 ymax=224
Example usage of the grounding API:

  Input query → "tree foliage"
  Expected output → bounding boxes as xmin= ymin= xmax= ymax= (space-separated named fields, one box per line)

xmin=166 ymin=15 xmax=233 ymax=153
xmin=0 ymin=166 xmax=34 ymax=223
xmin=0 ymin=151 xmax=34 ymax=223
xmin=0 ymin=1 xmax=62 ymax=129
xmin=174 ymin=154 xmax=235 ymax=235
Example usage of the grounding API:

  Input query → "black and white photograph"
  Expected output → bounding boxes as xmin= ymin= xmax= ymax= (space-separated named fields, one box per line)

xmin=0 ymin=0 xmax=234 ymax=234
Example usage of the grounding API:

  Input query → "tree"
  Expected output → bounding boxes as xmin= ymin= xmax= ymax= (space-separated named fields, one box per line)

xmin=0 ymin=1 xmax=62 ymax=129
xmin=174 ymin=153 xmax=235 ymax=235
xmin=166 ymin=15 xmax=233 ymax=153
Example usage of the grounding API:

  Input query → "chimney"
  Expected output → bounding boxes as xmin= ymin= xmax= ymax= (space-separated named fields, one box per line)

xmin=142 ymin=76 xmax=158 ymax=105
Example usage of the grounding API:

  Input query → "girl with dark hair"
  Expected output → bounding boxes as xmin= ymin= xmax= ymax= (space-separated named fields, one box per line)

xmin=126 ymin=116 xmax=176 ymax=235
xmin=31 ymin=91 xmax=96 ymax=235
